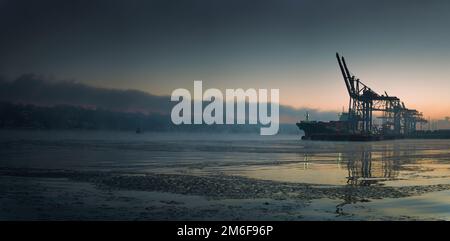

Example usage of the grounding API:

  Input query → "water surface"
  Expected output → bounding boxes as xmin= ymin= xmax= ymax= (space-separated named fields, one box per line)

xmin=1 ymin=130 xmax=450 ymax=220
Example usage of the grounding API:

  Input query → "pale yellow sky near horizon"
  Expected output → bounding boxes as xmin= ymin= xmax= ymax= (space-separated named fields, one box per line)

xmin=82 ymin=75 xmax=449 ymax=120
xmin=80 ymin=57 xmax=450 ymax=120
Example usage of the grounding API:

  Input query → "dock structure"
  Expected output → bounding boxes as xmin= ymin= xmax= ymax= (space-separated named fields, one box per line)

xmin=335 ymin=53 xmax=427 ymax=136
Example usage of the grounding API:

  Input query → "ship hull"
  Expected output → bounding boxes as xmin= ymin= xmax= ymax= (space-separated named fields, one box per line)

xmin=302 ymin=133 xmax=381 ymax=141
xmin=297 ymin=122 xmax=388 ymax=142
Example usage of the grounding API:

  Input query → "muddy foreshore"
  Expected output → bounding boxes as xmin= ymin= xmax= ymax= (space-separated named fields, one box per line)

xmin=2 ymin=167 xmax=450 ymax=202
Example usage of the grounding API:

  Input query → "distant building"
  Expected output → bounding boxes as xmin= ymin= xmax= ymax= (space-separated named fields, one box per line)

xmin=436 ymin=117 xmax=450 ymax=130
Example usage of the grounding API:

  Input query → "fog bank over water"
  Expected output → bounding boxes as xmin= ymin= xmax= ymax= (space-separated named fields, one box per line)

xmin=0 ymin=75 xmax=339 ymax=128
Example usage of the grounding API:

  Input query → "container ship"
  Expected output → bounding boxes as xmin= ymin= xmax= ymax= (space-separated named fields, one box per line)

xmin=297 ymin=53 xmax=429 ymax=141
xmin=297 ymin=112 xmax=386 ymax=141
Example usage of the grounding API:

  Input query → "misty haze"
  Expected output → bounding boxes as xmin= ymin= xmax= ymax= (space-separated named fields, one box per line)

xmin=2 ymin=0 xmax=450 ymax=225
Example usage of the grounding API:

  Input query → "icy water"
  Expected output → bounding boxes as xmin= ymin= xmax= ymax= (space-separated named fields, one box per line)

xmin=1 ymin=130 xmax=450 ymax=220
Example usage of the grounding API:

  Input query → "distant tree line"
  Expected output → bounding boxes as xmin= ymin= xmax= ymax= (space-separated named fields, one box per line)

xmin=0 ymin=102 xmax=300 ymax=134
xmin=0 ymin=101 xmax=168 ymax=131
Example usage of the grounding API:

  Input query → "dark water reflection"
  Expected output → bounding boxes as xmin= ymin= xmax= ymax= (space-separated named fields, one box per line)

xmin=345 ymin=151 xmax=399 ymax=186
xmin=1 ymin=130 xmax=450 ymax=187
xmin=226 ymin=140 xmax=450 ymax=187
xmin=2 ymin=131 xmax=450 ymax=220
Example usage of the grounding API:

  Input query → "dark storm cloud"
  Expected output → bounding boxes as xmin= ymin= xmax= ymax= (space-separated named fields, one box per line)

xmin=2 ymin=0 xmax=449 ymax=78
xmin=0 ymin=74 xmax=171 ymax=114
xmin=0 ymin=75 xmax=338 ymax=122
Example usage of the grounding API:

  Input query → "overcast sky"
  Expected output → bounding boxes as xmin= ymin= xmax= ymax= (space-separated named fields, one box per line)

xmin=1 ymin=0 xmax=450 ymax=118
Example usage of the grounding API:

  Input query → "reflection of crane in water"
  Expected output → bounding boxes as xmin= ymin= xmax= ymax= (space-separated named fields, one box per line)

xmin=335 ymin=143 xmax=423 ymax=215
xmin=345 ymin=148 xmax=400 ymax=186
xmin=336 ymin=147 xmax=402 ymax=215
